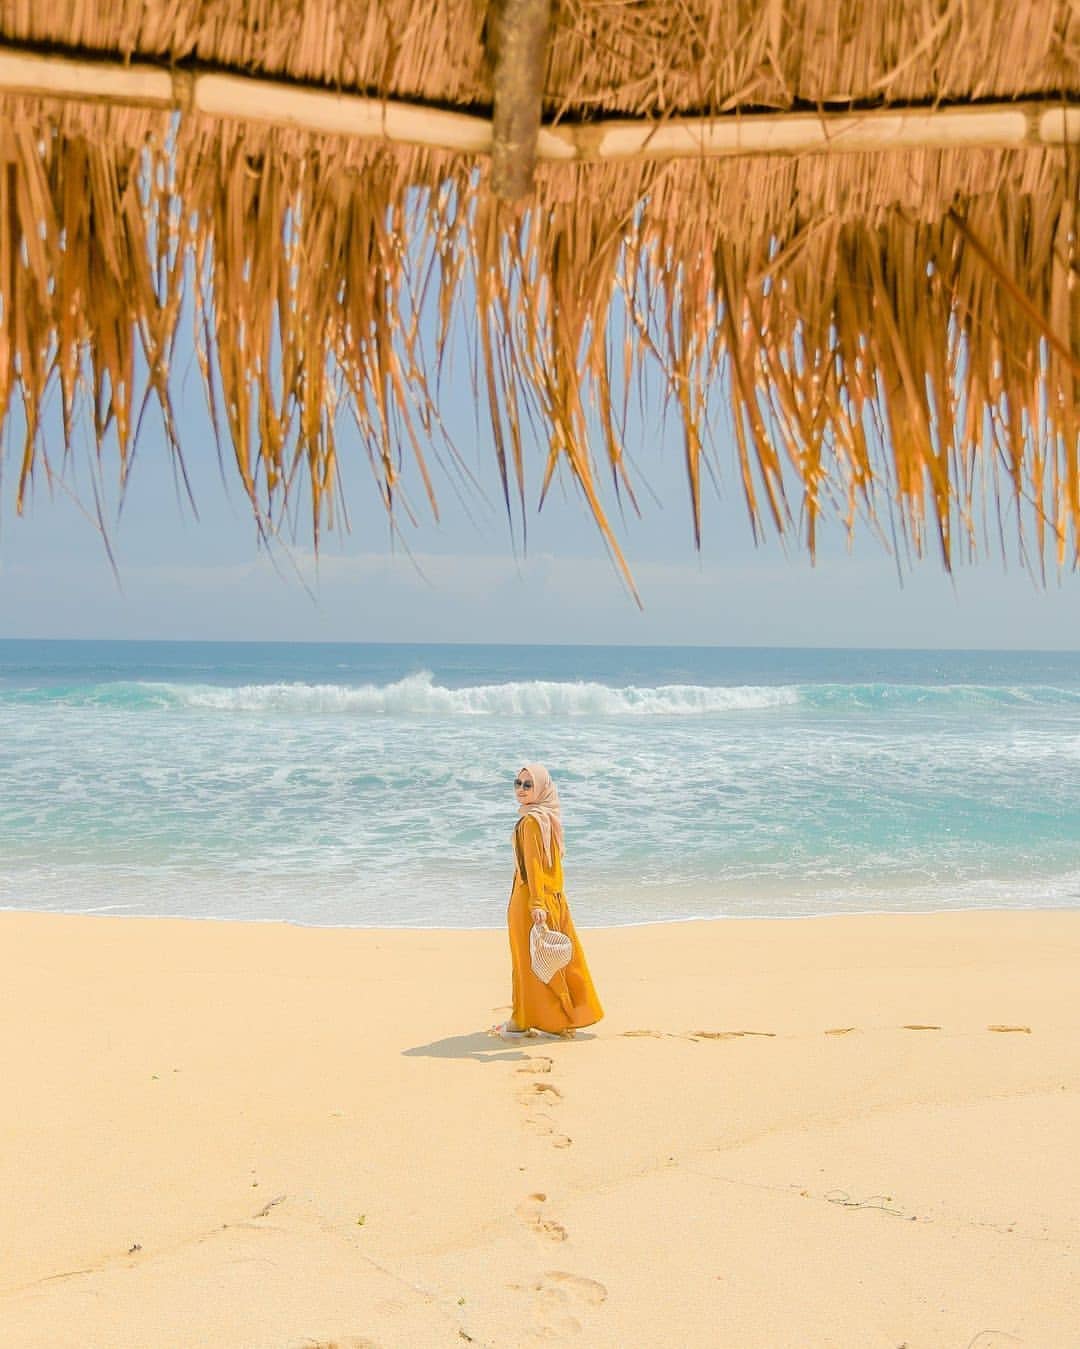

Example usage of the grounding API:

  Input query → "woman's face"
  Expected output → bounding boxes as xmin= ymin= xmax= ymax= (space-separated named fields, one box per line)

xmin=514 ymin=768 xmax=536 ymax=805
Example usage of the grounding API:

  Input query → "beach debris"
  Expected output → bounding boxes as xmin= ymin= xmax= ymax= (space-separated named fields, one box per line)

xmin=128 ymin=1243 xmax=142 ymax=1254
xmin=825 ymin=1027 xmax=857 ymax=1035
xmin=823 ymin=1189 xmax=914 ymax=1219
xmin=253 ymin=1193 xmax=286 ymax=1218
xmin=988 ymin=1024 xmax=1031 ymax=1033
xmin=356 ymin=1214 xmax=366 ymax=1227
xmin=901 ymin=1024 xmax=942 ymax=1030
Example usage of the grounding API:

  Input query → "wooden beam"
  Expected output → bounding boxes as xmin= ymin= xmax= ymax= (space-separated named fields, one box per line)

xmin=567 ymin=104 xmax=1080 ymax=161
xmin=486 ymin=0 xmax=553 ymax=199
xmin=0 ymin=47 xmax=174 ymax=106
xmin=0 ymin=45 xmax=1075 ymax=170
xmin=193 ymin=71 xmax=495 ymax=156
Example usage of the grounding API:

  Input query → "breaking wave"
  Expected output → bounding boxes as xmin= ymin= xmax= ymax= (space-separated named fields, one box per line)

xmin=5 ymin=674 xmax=1079 ymax=717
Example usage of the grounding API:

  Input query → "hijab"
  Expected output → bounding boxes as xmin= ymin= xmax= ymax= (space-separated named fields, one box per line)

xmin=516 ymin=761 xmax=564 ymax=865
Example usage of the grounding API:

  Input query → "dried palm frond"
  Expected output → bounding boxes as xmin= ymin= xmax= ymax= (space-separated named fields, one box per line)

xmin=0 ymin=0 xmax=1077 ymax=588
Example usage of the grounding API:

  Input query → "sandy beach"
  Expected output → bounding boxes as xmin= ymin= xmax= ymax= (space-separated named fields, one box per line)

xmin=2 ymin=907 xmax=1078 ymax=1348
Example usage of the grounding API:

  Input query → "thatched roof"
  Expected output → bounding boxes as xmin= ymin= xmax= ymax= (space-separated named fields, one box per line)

xmin=1 ymin=1 xmax=1078 ymax=591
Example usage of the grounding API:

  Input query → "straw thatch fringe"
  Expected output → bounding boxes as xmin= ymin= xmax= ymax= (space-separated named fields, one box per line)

xmin=1 ymin=0 xmax=1078 ymax=584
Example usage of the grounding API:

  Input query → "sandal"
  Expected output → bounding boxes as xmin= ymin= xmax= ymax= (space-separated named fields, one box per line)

xmin=489 ymin=1021 xmax=535 ymax=1040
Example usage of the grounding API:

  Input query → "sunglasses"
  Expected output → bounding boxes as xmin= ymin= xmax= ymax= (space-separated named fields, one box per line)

xmin=514 ymin=777 xmax=534 ymax=790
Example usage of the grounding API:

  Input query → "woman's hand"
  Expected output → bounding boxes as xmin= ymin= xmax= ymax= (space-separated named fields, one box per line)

xmin=531 ymin=908 xmax=547 ymax=927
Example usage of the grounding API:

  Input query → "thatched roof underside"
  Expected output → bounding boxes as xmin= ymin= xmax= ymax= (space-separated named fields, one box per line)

xmin=1 ymin=1 xmax=1078 ymax=588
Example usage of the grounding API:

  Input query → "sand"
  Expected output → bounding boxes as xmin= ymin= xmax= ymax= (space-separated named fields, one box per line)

xmin=1 ymin=907 xmax=1078 ymax=1349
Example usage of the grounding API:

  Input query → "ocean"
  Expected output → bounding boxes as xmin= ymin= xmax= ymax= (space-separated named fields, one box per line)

xmin=2 ymin=639 xmax=1078 ymax=929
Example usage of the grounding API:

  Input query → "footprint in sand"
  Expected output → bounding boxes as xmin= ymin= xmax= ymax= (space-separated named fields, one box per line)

xmin=539 ymin=1271 xmax=608 ymax=1305
xmin=516 ymin=1193 xmax=569 ymax=1242
xmin=519 ymin=1081 xmax=563 ymax=1105
xmin=517 ymin=1079 xmax=571 ymax=1147
xmin=293 ymin=1338 xmax=380 ymax=1349
xmin=691 ymin=1030 xmax=776 ymax=1040
xmin=621 ymin=1028 xmax=779 ymax=1042
xmin=516 ymin=1055 xmax=554 ymax=1074
xmin=523 ymin=1112 xmax=573 ymax=1148
xmin=525 ymin=1271 xmax=609 ymax=1340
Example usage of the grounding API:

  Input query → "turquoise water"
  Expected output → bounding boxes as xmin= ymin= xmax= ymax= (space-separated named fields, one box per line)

xmin=2 ymin=639 xmax=1079 ymax=927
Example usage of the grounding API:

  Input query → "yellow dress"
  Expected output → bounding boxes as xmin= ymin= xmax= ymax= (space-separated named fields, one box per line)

xmin=508 ymin=815 xmax=603 ymax=1033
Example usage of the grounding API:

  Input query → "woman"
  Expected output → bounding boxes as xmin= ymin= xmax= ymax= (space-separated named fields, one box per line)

xmin=491 ymin=762 xmax=603 ymax=1039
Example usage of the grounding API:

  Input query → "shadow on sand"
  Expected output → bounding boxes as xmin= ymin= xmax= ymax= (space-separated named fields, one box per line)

xmin=402 ymin=1030 xmax=596 ymax=1062
xmin=401 ymin=1031 xmax=531 ymax=1062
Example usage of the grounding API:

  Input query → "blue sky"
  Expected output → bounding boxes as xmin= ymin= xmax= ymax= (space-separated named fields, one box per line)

xmin=1 ymin=340 xmax=1078 ymax=648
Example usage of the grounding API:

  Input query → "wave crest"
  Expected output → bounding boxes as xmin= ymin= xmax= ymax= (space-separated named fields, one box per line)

xmin=157 ymin=672 xmax=801 ymax=716
xmin=6 ymin=675 xmax=1079 ymax=717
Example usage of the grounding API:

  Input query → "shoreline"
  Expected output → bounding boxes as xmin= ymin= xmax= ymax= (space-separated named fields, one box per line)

xmin=4 ymin=895 xmax=1080 ymax=933
xmin=3 ymin=906 xmax=1078 ymax=1347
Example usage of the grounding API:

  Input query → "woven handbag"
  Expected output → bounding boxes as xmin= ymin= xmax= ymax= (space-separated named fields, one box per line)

xmin=530 ymin=924 xmax=572 ymax=984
